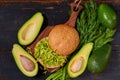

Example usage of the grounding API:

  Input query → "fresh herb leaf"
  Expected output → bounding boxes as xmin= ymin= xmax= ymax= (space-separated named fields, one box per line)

xmin=76 ymin=0 xmax=116 ymax=51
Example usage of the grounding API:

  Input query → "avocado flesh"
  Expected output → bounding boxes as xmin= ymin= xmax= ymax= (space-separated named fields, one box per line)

xmin=18 ymin=12 xmax=44 ymax=45
xmin=68 ymin=43 xmax=93 ymax=78
xmin=12 ymin=44 xmax=38 ymax=77
xmin=34 ymin=38 xmax=66 ymax=70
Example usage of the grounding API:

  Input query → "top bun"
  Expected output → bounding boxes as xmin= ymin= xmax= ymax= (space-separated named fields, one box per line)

xmin=48 ymin=24 xmax=80 ymax=56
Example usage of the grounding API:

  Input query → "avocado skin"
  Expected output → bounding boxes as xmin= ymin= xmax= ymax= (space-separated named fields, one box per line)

xmin=12 ymin=44 xmax=38 ymax=77
xmin=98 ymin=4 xmax=117 ymax=29
xmin=68 ymin=43 xmax=93 ymax=78
xmin=87 ymin=44 xmax=112 ymax=73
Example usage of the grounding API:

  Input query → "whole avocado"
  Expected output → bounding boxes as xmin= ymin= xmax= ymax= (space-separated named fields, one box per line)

xmin=98 ymin=4 xmax=117 ymax=29
xmin=87 ymin=44 xmax=112 ymax=73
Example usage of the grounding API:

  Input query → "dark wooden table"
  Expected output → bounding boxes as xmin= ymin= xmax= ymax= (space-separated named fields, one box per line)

xmin=0 ymin=0 xmax=120 ymax=80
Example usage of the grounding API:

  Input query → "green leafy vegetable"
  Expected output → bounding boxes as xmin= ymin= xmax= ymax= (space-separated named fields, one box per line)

xmin=94 ymin=28 xmax=116 ymax=50
xmin=77 ymin=0 xmax=100 ymax=47
xmin=76 ymin=0 xmax=116 ymax=51
xmin=46 ymin=65 xmax=70 ymax=80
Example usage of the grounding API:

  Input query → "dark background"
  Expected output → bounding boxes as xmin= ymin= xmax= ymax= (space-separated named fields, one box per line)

xmin=0 ymin=0 xmax=120 ymax=80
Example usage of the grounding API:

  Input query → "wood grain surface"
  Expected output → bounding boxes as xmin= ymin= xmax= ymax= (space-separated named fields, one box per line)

xmin=0 ymin=0 xmax=120 ymax=80
xmin=0 ymin=0 xmax=62 ymax=3
xmin=0 ymin=0 xmax=120 ymax=4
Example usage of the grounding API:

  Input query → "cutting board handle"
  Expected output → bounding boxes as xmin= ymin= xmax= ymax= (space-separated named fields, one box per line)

xmin=65 ymin=2 xmax=83 ymax=27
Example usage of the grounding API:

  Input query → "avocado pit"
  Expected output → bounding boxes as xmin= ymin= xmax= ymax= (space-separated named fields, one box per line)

xmin=20 ymin=55 xmax=35 ymax=72
xmin=70 ymin=57 xmax=84 ymax=73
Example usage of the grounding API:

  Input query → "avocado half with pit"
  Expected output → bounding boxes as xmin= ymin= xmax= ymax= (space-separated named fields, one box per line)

xmin=68 ymin=43 xmax=93 ymax=78
xmin=18 ymin=12 xmax=44 ymax=45
xmin=12 ymin=44 xmax=38 ymax=77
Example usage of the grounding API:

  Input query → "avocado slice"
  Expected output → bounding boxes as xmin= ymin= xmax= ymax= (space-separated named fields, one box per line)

xmin=18 ymin=12 xmax=44 ymax=45
xmin=12 ymin=44 xmax=38 ymax=77
xmin=68 ymin=43 xmax=93 ymax=78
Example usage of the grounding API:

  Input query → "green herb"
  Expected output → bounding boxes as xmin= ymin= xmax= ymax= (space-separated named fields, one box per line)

xmin=34 ymin=38 xmax=66 ymax=68
xmin=94 ymin=28 xmax=116 ymax=50
xmin=76 ymin=0 xmax=116 ymax=51
xmin=77 ymin=0 xmax=99 ymax=47
xmin=46 ymin=64 xmax=70 ymax=80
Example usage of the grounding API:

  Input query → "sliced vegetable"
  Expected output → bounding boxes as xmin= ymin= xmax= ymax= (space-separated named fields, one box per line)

xmin=68 ymin=43 xmax=93 ymax=78
xmin=18 ymin=12 xmax=44 ymax=45
xmin=12 ymin=44 xmax=38 ymax=77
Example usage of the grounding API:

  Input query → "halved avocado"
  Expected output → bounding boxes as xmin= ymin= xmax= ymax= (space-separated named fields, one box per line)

xmin=18 ymin=12 xmax=44 ymax=45
xmin=67 ymin=43 xmax=93 ymax=78
xmin=12 ymin=44 xmax=38 ymax=77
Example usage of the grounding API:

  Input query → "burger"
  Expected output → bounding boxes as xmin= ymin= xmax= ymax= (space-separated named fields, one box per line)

xmin=28 ymin=24 xmax=80 ymax=73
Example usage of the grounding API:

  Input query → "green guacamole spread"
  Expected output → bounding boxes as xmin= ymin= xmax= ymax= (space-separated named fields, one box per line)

xmin=34 ymin=38 xmax=66 ymax=67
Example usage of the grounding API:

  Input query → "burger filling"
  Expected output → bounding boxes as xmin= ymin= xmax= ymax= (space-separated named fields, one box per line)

xmin=34 ymin=38 xmax=66 ymax=68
